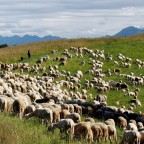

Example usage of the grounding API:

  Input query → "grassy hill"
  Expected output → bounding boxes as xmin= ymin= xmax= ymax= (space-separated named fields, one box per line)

xmin=1 ymin=34 xmax=144 ymax=143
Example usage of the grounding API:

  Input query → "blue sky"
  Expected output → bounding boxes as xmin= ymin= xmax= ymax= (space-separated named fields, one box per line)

xmin=0 ymin=0 xmax=144 ymax=38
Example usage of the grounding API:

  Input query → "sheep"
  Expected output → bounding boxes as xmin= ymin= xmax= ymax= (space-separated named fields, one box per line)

xmin=74 ymin=122 xmax=93 ymax=142
xmin=60 ymin=109 xmax=70 ymax=119
xmin=139 ymin=131 xmax=144 ymax=143
xmin=90 ymin=123 xmax=102 ymax=143
xmin=117 ymin=116 xmax=127 ymax=130
xmin=137 ymin=122 xmax=143 ymax=131
xmin=94 ymin=94 xmax=107 ymax=103
xmin=120 ymin=130 xmax=141 ymax=144
xmin=48 ymin=118 xmax=75 ymax=139
xmin=68 ymin=104 xmax=74 ymax=113
xmin=66 ymin=112 xmax=81 ymax=123
xmin=85 ymin=117 xmax=95 ymax=123
xmin=53 ymin=110 xmax=60 ymax=123
xmin=25 ymin=108 xmax=53 ymax=124
xmin=103 ymin=110 xmax=115 ymax=120
xmin=127 ymin=122 xmax=138 ymax=131
xmin=0 ymin=95 xmax=14 ymax=112
xmin=129 ymin=119 xmax=137 ymax=125
xmin=23 ymin=104 xmax=36 ymax=115
xmin=0 ymin=96 xmax=8 ymax=112
xmin=129 ymin=99 xmax=142 ymax=107
xmin=121 ymin=62 xmax=131 ymax=68
xmin=104 ymin=119 xmax=115 ymax=127
xmin=13 ymin=98 xmax=29 ymax=118
xmin=113 ymin=68 xmax=121 ymax=75
xmin=107 ymin=124 xmax=117 ymax=143
xmin=125 ymin=90 xmax=138 ymax=97
xmin=73 ymin=104 xmax=82 ymax=115
xmin=95 ymin=122 xmax=109 ymax=142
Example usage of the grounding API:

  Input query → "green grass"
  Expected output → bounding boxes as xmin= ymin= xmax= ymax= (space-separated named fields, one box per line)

xmin=1 ymin=34 xmax=144 ymax=143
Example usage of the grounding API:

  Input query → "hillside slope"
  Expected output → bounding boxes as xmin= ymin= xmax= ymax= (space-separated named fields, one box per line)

xmin=1 ymin=34 xmax=144 ymax=143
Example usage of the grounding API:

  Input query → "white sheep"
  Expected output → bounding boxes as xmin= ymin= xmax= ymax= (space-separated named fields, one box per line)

xmin=25 ymin=108 xmax=53 ymax=124
xmin=48 ymin=118 xmax=75 ymax=139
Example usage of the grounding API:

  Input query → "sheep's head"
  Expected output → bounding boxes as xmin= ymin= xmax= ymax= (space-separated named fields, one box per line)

xmin=48 ymin=123 xmax=54 ymax=132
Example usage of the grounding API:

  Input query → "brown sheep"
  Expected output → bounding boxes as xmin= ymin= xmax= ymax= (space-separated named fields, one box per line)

xmin=73 ymin=104 xmax=82 ymax=115
xmin=91 ymin=124 xmax=102 ymax=143
xmin=85 ymin=117 xmax=95 ymax=123
xmin=140 ymin=131 xmax=144 ymax=143
xmin=69 ymin=104 xmax=74 ymax=113
xmin=61 ymin=103 xmax=69 ymax=111
xmin=53 ymin=110 xmax=60 ymax=123
xmin=104 ymin=119 xmax=116 ymax=127
xmin=66 ymin=113 xmax=81 ymax=123
xmin=117 ymin=116 xmax=127 ymax=130
xmin=95 ymin=122 xmax=109 ymax=142
xmin=60 ymin=109 xmax=70 ymax=119
xmin=74 ymin=122 xmax=93 ymax=142
xmin=107 ymin=125 xmax=117 ymax=143
xmin=13 ymin=99 xmax=28 ymax=118
xmin=129 ymin=119 xmax=137 ymax=125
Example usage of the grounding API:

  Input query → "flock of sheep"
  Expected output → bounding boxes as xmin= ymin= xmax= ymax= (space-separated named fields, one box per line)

xmin=1 ymin=46 xmax=144 ymax=143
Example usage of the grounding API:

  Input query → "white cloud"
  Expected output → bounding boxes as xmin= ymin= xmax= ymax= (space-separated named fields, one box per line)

xmin=0 ymin=0 xmax=144 ymax=38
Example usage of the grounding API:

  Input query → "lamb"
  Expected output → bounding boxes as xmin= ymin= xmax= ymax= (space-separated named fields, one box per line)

xmin=25 ymin=108 xmax=53 ymax=124
xmin=48 ymin=118 xmax=75 ymax=139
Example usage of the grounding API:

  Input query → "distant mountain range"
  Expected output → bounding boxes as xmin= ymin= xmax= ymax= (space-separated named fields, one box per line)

xmin=0 ymin=35 xmax=63 ymax=46
xmin=1 ymin=26 xmax=144 ymax=46
xmin=113 ymin=26 xmax=144 ymax=37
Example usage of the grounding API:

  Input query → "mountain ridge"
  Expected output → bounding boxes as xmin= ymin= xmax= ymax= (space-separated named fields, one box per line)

xmin=113 ymin=26 xmax=144 ymax=37
xmin=0 ymin=35 xmax=64 ymax=46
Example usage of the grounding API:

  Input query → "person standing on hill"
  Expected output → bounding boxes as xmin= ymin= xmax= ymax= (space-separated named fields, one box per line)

xmin=28 ymin=49 xmax=31 ymax=58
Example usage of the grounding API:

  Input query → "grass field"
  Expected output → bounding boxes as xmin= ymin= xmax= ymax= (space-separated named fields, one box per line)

xmin=0 ymin=35 xmax=144 ymax=143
